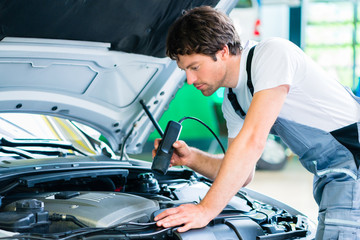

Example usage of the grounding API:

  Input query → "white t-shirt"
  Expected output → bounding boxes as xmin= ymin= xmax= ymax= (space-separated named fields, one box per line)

xmin=222 ymin=37 xmax=360 ymax=139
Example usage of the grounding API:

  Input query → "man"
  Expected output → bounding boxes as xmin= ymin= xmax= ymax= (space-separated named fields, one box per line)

xmin=153 ymin=6 xmax=360 ymax=239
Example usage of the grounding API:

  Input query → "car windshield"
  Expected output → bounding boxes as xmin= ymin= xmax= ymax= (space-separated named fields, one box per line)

xmin=0 ymin=113 xmax=102 ymax=158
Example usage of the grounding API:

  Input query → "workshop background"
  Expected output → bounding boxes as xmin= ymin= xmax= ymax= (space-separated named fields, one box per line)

xmin=141 ymin=0 xmax=360 ymax=224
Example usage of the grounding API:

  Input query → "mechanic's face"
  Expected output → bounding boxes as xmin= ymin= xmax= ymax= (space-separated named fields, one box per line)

xmin=176 ymin=50 xmax=227 ymax=96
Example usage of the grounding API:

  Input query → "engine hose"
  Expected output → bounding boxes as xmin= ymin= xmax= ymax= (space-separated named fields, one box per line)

xmin=50 ymin=213 xmax=89 ymax=228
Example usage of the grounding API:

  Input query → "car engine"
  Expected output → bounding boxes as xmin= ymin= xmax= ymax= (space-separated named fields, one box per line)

xmin=1 ymin=192 xmax=159 ymax=233
xmin=0 ymin=169 xmax=315 ymax=240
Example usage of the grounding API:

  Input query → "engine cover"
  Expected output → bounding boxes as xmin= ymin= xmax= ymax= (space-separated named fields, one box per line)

xmin=4 ymin=192 xmax=159 ymax=228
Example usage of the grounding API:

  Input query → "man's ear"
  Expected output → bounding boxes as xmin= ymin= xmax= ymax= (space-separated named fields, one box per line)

xmin=219 ymin=45 xmax=230 ymax=59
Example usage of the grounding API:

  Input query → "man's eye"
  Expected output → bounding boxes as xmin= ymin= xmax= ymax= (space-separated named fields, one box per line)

xmin=192 ymin=66 xmax=199 ymax=71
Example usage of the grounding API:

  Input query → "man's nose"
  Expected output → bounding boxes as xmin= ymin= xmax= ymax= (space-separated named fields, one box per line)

xmin=186 ymin=71 xmax=197 ymax=85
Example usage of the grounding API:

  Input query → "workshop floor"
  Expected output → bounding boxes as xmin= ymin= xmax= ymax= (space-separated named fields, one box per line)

xmin=248 ymin=158 xmax=319 ymax=224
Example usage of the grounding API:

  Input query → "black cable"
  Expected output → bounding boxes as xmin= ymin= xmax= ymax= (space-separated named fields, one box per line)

xmin=0 ymin=181 xmax=20 ymax=194
xmin=178 ymin=116 xmax=225 ymax=154
xmin=119 ymin=227 xmax=172 ymax=239
xmin=49 ymin=213 xmax=89 ymax=228
xmin=224 ymin=220 xmax=244 ymax=240
xmin=119 ymin=124 xmax=135 ymax=161
xmin=58 ymin=222 xmax=159 ymax=240
xmin=3 ymin=222 xmax=159 ymax=240
xmin=63 ymin=227 xmax=173 ymax=240
xmin=0 ymin=236 xmax=52 ymax=240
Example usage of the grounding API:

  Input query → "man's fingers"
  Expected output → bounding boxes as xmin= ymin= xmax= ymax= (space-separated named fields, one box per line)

xmin=154 ymin=138 xmax=161 ymax=149
xmin=177 ymin=223 xmax=193 ymax=233
xmin=154 ymin=204 xmax=212 ymax=232
xmin=155 ymin=207 xmax=189 ymax=228
xmin=154 ymin=207 xmax=179 ymax=221
xmin=160 ymin=216 xmax=181 ymax=228
xmin=172 ymin=141 xmax=179 ymax=148
xmin=152 ymin=138 xmax=162 ymax=158
xmin=155 ymin=205 xmax=196 ymax=228
xmin=158 ymin=213 xmax=188 ymax=228
xmin=173 ymin=140 xmax=186 ymax=149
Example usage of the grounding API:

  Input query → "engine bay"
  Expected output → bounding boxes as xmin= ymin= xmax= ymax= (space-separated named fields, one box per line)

xmin=0 ymin=168 xmax=314 ymax=240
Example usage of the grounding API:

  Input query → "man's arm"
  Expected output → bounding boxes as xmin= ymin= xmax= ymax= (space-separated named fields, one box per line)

xmin=183 ymin=146 xmax=223 ymax=180
xmin=155 ymin=84 xmax=289 ymax=232
xmin=153 ymin=139 xmax=225 ymax=180
xmin=157 ymin=138 xmax=254 ymax=183
xmin=227 ymin=138 xmax=255 ymax=186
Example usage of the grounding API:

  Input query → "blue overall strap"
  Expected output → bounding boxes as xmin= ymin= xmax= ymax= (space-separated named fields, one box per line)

xmin=228 ymin=88 xmax=246 ymax=117
xmin=246 ymin=45 xmax=255 ymax=95
xmin=227 ymin=45 xmax=256 ymax=118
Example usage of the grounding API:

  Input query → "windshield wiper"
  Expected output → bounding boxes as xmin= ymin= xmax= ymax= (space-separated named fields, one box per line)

xmin=0 ymin=137 xmax=87 ymax=156
xmin=0 ymin=146 xmax=35 ymax=159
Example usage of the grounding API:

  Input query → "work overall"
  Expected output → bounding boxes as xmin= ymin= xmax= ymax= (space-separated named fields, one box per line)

xmin=229 ymin=46 xmax=360 ymax=239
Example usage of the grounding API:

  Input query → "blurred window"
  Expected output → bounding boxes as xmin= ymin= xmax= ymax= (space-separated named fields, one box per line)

xmin=305 ymin=0 xmax=359 ymax=90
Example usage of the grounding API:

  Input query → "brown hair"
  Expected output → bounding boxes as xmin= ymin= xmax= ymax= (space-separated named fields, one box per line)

xmin=166 ymin=6 xmax=242 ymax=61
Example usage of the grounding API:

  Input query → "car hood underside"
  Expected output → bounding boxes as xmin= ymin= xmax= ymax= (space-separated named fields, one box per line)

xmin=1 ymin=0 xmax=222 ymax=58
xmin=0 ymin=0 xmax=237 ymax=153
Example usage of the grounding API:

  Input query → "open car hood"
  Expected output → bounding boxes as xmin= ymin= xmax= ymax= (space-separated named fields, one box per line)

xmin=0 ymin=0 xmax=237 ymax=153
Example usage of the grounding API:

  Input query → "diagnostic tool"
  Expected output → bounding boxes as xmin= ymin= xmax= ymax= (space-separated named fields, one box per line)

xmin=151 ymin=121 xmax=182 ymax=175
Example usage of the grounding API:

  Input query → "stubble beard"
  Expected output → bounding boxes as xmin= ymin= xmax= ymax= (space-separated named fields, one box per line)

xmin=200 ymin=75 xmax=226 ymax=97
xmin=201 ymin=88 xmax=215 ymax=96
xmin=200 ymin=83 xmax=221 ymax=97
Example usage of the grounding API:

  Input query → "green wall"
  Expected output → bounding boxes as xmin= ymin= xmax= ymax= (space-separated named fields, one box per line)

xmin=148 ymin=83 xmax=221 ymax=141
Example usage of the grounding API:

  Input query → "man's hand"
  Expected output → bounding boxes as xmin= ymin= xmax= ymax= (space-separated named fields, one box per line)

xmin=154 ymin=203 xmax=214 ymax=232
xmin=152 ymin=139 xmax=192 ymax=167
xmin=153 ymin=138 xmax=225 ymax=180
